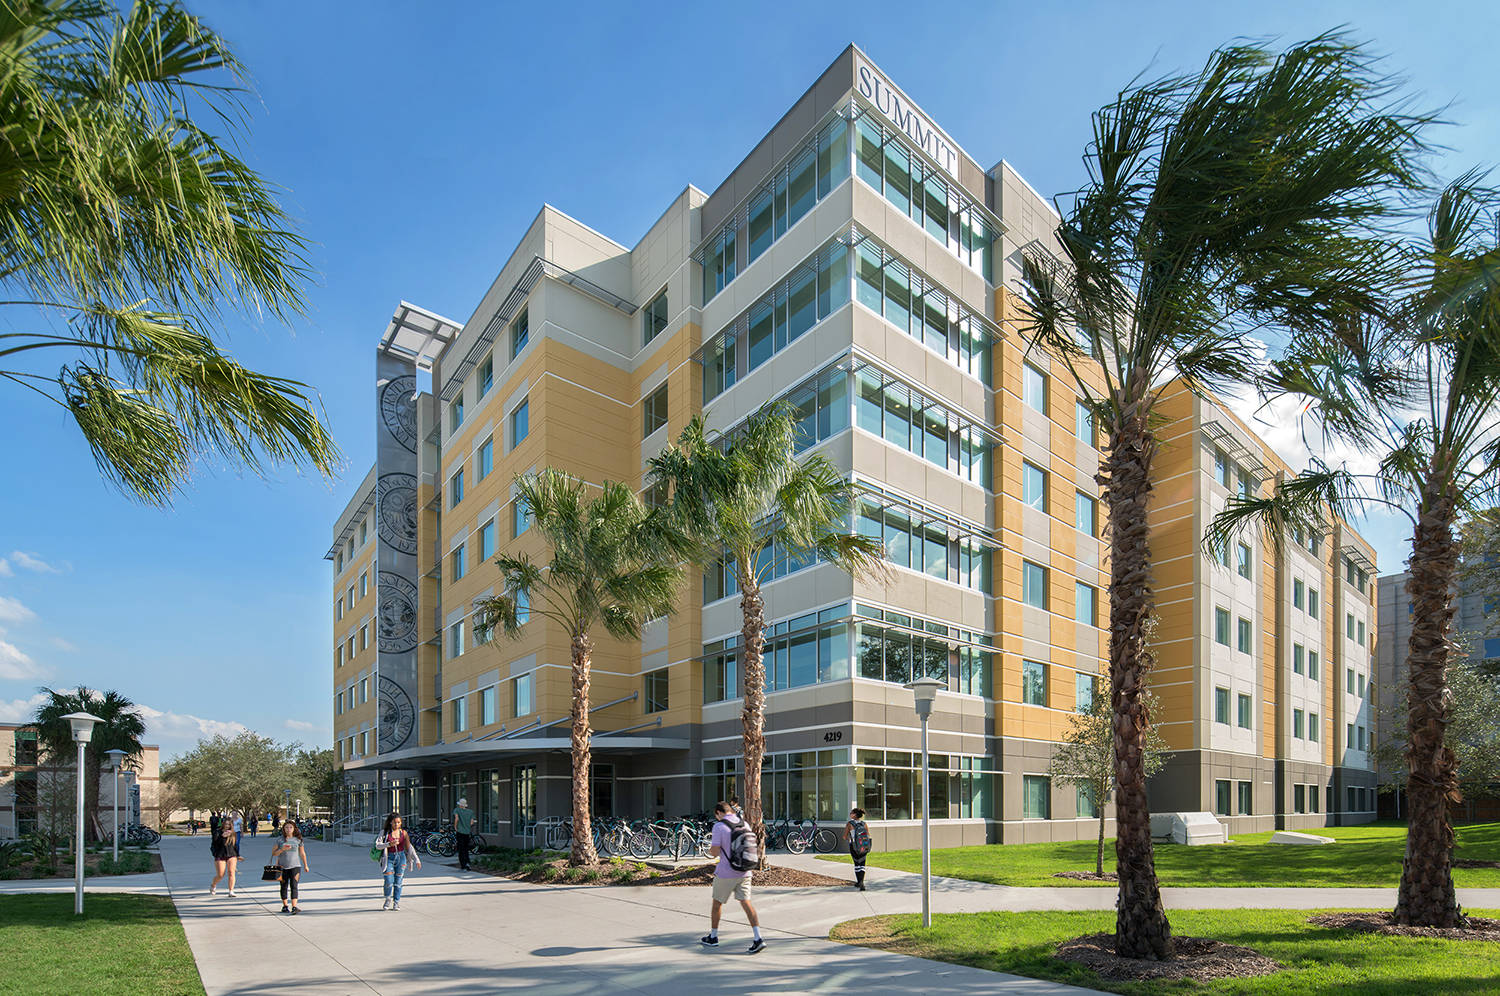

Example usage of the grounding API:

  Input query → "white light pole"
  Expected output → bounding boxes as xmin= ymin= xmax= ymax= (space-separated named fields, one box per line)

xmin=62 ymin=712 xmax=101 ymax=915
xmin=105 ymin=749 xmax=127 ymax=862
xmin=905 ymin=677 xmax=944 ymax=928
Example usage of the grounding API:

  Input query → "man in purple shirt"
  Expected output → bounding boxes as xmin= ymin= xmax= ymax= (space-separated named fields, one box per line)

xmin=701 ymin=800 xmax=764 ymax=953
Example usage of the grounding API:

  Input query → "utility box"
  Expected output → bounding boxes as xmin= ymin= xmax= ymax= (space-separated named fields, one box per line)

xmin=1149 ymin=811 xmax=1228 ymax=845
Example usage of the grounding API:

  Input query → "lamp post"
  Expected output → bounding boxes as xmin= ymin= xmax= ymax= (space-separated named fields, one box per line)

xmin=105 ymin=749 xmax=127 ymax=862
xmin=904 ymin=678 xmax=944 ymax=928
xmin=285 ymin=788 xmax=292 ymax=823
xmin=62 ymin=712 xmax=101 ymax=915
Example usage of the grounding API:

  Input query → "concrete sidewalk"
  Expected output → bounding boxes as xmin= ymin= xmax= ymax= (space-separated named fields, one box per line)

xmin=0 ymin=869 xmax=168 ymax=896
xmin=156 ymin=834 xmax=1105 ymax=995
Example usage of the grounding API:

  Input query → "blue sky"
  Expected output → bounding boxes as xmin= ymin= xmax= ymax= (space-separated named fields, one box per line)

xmin=0 ymin=0 xmax=1496 ymax=759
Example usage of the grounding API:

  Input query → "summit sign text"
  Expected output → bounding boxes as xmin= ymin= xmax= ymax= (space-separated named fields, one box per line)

xmin=855 ymin=56 xmax=962 ymax=180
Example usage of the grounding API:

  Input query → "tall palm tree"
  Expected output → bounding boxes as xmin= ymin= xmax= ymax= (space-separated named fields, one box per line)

xmin=1209 ymin=176 xmax=1500 ymax=928
xmin=27 ymin=686 xmax=147 ymax=840
xmin=0 ymin=0 xmax=336 ymax=505
xmin=1017 ymin=34 xmax=1430 ymax=957
xmin=472 ymin=469 xmax=687 ymax=866
xmin=647 ymin=402 xmax=883 ymax=854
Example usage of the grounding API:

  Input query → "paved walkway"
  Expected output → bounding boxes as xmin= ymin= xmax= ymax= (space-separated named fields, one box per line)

xmin=0 ymin=869 xmax=168 ymax=896
xmin=155 ymin=835 xmax=1105 ymax=995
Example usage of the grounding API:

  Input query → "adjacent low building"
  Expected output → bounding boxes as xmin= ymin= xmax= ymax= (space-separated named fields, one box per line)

xmin=0 ymin=724 xmax=160 ymax=838
xmin=328 ymin=45 xmax=1378 ymax=849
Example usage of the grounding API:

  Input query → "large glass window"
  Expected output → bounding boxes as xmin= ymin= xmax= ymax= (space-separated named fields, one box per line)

xmin=1075 ymin=401 xmax=1095 ymax=446
xmin=1215 ymin=779 xmax=1232 ymax=816
xmin=448 ymin=621 xmax=464 ymax=660
xmin=850 ymin=751 xmax=992 ymax=822
xmin=1075 ymin=492 xmax=1096 ymax=535
xmin=1215 ymin=686 xmax=1230 ymax=724
xmin=480 ymin=519 xmax=496 ymax=561
xmin=450 ymin=693 xmax=467 ymax=732
xmin=1214 ymin=607 xmax=1231 ymax=646
xmin=1021 ymin=660 xmax=1047 ymax=706
xmin=1022 ymin=462 xmax=1047 ymax=511
xmin=478 ymin=436 xmax=493 ymax=480
xmin=852 ymin=238 xmax=993 ymax=382
xmin=1076 ymin=673 xmax=1097 ymax=712
xmin=855 ymin=605 xmax=991 ymax=696
xmin=513 ymin=765 xmax=535 ymax=831
xmin=703 ymin=638 xmax=738 ymax=703
xmin=1023 ymin=364 xmax=1047 ymax=413
xmin=451 ymin=544 xmax=467 ymax=582
xmin=1238 ymin=780 xmax=1253 ymax=815
xmin=642 ymin=289 xmax=669 ymax=345
xmin=1238 ymin=617 xmax=1252 ymax=654
xmin=643 ymin=383 xmax=668 ymax=437
xmin=1075 ymin=582 xmax=1096 ymax=625
xmin=853 ymin=367 xmax=993 ymax=487
xmin=510 ymin=399 xmax=529 ymax=448
xmin=480 ymin=686 xmax=497 ymax=726
xmin=645 ymin=668 xmax=669 ymax=713
xmin=1022 ymin=560 xmax=1047 ymax=609
xmin=513 ymin=672 xmax=534 ymax=717
xmin=858 ymin=495 xmax=991 ymax=592
xmin=1294 ymin=644 xmax=1305 ymax=675
xmin=449 ymin=468 xmax=464 ymax=508
xmin=1237 ymin=542 xmax=1253 ymax=579
xmin=1022 ymin=775 xmax=1051 ymax=819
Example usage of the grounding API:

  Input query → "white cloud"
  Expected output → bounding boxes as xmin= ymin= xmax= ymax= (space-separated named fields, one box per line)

xmin=0 ymin=639 xmax=48 ymax=680
xmin=135 ymin=704 xmax=247 ymax=743
xmin=0 ymin=595 xmax=36 ymax=624
xmin=284 ymin=719 xmax=321 ymax=732
xmin=48 ymin=636 xmax=77 ymax=652
xmin=0 ymin=558 xmax=11 ymax=577
xmin=9 ymin=551 xmax=65 ymax=574
xmin=0 ymin=692 xmax=47 ymax=723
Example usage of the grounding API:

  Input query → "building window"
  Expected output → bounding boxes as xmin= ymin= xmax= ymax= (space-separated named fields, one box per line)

xmin=449 ymin=468 xmax=465 ymax=508
xmin=1237 ymin=780 xmax=1252 ymax=815
xmin=1358 ymin=726 xmax=1367 ymax=751
xmin=1077 ymin=784 xmax=1099 ymax=818
xmin=511 ymin=399 xmax=529 ymax=448
xmin=643 ymin=383 xmax=669 ymax=437
xmin=513 ymin=764 xmax=536 ymax=831
xmin=853 ymin=368 xmax=993 ymax=486
xmin=1236 ymin=543 xmax=1252 ymax=579
xmin=1347 ymin=668 xmax=1355 ymax=694
xmin=348 ymin=636 xmax=355 ymax=660
xmin=359 ymin=625 xmax=368 ymax=652
xmin=1294 ymin=708 xmax=1305 ymax=739
xmin=1237 ymin=693 xmax=1252 ymax=729
xmin=335 ymin=645 xmax=343 ymax=667
xmin=451 ymin=695 xmax=467 ymax=733
xmin=1214 ymin=607 xmax=1231 ymax=646
xmin=510 ymin=308 xmax=529 ymax=360
xmin=1238 ymin=472 xmax=1254 ymax=499
xmin=1309 ymin=588 xmax=1319 ymax=618
xmin=644 ymin=668 xmax=669 ymax=713
xmin=451 ymin=544 xmax=467 ymax=582
xmin=1021 ymin=660 xmax=1047 ymax=706
xmin=336 ymin=598 xmax=343 ymax=622
xmin=1309 ymin=713 xmax=1319 ymax=742
xmin=336 ymin=551 xmax=343 ymax=573
xmin=1215 ymin=779 xmax=1232 ymax=816
xmin=1348 ymin=722 xmax=1355 ymax=749
xmin=450 ymin=395 xmax=465 ymax=432
xmin=1075 ymin=582 xmax=1096 ymax=625
xmin=1021 ymin=561 xmax=1047 ymax=609
xmin=1075 ymin=492 xmax=1096 ymax=535
xmin=448 ymin=620 xmax=465 ymax=660
xmin=1075 ymin=400 xmax=1094 ymax=446
xmin=1309 ymin=650 xmax=1320 ymax=681
xmin=513 ymin=495 xmax=532 ymax=537
xmin=1293 ymin=577 xmax=1304 ymax=609
xmin=1347 ymin=613 xmax=1355 ymax=640
xmin=347 ymin=586 xmax=355 ymax=610
xmin=1357 ymin=619 xmax=1366 ymax=646
xmin=515 ymin=588 xmax=530 ymax=625
xmin=703 ymin=221 xmax=738 ymax=299
xmin=513 ymin=673 xmax=534 ymax=717
xmin=1213 ymin=539 xmax=1231 ymax=569
xmin=1309 ymin=783 xmax=1320 ymax=813
xmin=1022 ymin=775 xmax=1051 ymax=819
xmin=359 ymin=521 xmax=367 ymax=545
xmin=359 ymin=572 xmax=368 ymax=598
xmin=1293 ymin=643 xmax=1305 ymax=675
xmin=359 ymin=730 xmax=368 ymax=755
xmin=1237 ymin=617 xmax=1252 ymax=654
xmin=478 ymin=354 xmax=493 ymax=398
xmin=1076 ymin=673 xmax=1096 ymax=712
xmin=642 ymin=289 xmax=668 ymax=344
xmin=703 ymin=638 xmax=739 ymax=703
xmin=478 ymin=436 xmax=494 ymax=480
xmin=480 ymin=686 xmax=497 ymax=726
xmin=1294 ymin=784 xmax=1306 ymax=814
xmin=479 ymin=519 xmax=497 ymax=561
xmin=1215 ymin=686 xmax=1230 ymax=724
xmin=1022 ymin=363 xmax=1047 ymax=414
xmin=1022 ymin=462 xmax=1047 ymax=511
xmin=1358 ymin=673 xmax=1366 ymax=697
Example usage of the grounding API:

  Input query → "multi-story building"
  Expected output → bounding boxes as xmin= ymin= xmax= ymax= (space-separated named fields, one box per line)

xmin=328 ymin=45 xmax=1377 ymax=847
xmin=0 ymin=724 xmax=161 ymax=838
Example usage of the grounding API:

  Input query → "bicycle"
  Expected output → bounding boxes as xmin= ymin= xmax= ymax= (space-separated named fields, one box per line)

xmin=797 ymin=818 xmax=840 ymax=853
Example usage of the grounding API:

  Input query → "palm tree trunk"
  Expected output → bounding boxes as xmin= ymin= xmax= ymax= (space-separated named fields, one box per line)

xmin=1104 ymin=383 xmax=1173 ymax=959
xmin=569 ymin=633 xmax=598 ymax=866
xmin=1393 ymin=468 xmax=1465 ymax=927
xmin=738 ymin=571 xmax=768 ymax=866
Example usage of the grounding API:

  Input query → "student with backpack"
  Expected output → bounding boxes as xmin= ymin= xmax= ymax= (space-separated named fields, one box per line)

xmin=841 ymin=807 xmax=872 ymax=891
xmin=701 ymin=800 xmax=764 ymax=954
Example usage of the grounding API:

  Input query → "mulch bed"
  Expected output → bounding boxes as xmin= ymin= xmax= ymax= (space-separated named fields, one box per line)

xmin=1055 ymin=934 xmax=1281 ymax=983
xmin=1053 ymin=870 xmax=1118 ymax=882
xmin=475 ymin=857 xmax=846 ymax=888
xmin=1455 ymin=859 xmax=1500 ymax=869
xmin=1309 ymin=911 xmax=1500 ymax=941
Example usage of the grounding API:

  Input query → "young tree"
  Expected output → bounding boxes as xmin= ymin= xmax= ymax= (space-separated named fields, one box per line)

xmin=1377 ymin=647 xmax=1500 ymax=807
xmin=1018 ymin=35 xmax=1429 ymax=957
xmin=1458 ymin=509 xmax=1500 ymax=631
xmin=647 ymin=403 xmax=883 ymax=859
xmin=295 ymin=747 xmax=342 ymax=815
xmin=162 ymin=732 xmax=303 ymax=823
xmin=0 ymin=0 xmax=336 ymax=504
xmin=27 ymin=686 xmax=146 ymax=841
xmin=1050 ymin=676 xmax=1170 ymax=876
xmin=1210 ymin=178 xmax=1500 ymax=928
xmin=473 ymin=469 xmax=687 ymax=866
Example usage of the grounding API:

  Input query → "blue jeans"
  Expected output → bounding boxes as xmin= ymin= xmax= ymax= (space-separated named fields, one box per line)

xmin=383 ymin=852 xmax=408 ymax=902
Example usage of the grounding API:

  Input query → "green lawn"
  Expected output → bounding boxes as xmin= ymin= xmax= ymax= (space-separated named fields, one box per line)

xmin=831 ymin=908 xmax=1500 ymax=995
xmin=820 ymin=821 xmax=1500 ymax=888
xmin=0 ymin=894 xmax=204 ymax=996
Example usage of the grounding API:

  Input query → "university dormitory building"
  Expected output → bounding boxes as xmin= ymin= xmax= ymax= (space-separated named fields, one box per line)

xmin=326 ymin=46 xmax=1379 ymax=849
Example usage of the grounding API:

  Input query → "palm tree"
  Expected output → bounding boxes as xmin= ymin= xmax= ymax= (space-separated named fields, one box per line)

xmin=647 ymin=402 xmax=883 ymax=855
xmin=0 ymin=0 xmax=336 ymax=505
xmin=1209 ymin=176 xmax=1500 ymax=928
xmin=1017 ymin=34 xmax=1430 ymax=957
xmin=27 ymin=686 xmax=147 ymax=841
xmin=472 ymin=469 xmax=687 ymax=866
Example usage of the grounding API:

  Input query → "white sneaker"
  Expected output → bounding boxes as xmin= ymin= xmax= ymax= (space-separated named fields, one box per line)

xmin=392 ymin=902 xmax=400 ymax=911
xmin=382 ymin=899 xmax=391 ymax=910
xmin=227 ymin=890 xmax=236 ymax=897
xmin=209 ymin=883 xmax=217 ymax=895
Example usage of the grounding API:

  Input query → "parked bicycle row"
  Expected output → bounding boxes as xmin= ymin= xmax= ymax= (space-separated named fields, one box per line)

xmin=525 ymin=814 xmax=846 ymax=859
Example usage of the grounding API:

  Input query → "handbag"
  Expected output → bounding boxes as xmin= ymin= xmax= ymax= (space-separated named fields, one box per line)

xmin=370 ymin=835 xmax=385 ymax=862
xmin=261 ymin=864 xmax=282 ymax=882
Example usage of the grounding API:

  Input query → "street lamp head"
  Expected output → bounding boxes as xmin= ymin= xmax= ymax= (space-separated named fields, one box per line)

xmin=62 ymin=711 xmax=102 ymax=744
xmin=905 ymin=677 xmax=945 ymax=721
xmin=104 ymin=748 xmax=128 ymax=769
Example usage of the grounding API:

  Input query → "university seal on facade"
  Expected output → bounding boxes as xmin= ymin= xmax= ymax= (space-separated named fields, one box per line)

xmin=379 ymin=375 xmax=419 ymax=452
xmin=377 ymin=675 xmax=415 ymax=752
xmin=376 ymin=571 xmax=419 ymax=653
xmin=376 ymin=472 xmax=418 ymax=555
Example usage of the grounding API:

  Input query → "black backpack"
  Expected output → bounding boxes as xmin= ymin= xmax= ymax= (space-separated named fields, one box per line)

xmin=850 ymin=819 xmax=872 ymax=857
xmin=720 ymin=819 xmax=759 ymax=872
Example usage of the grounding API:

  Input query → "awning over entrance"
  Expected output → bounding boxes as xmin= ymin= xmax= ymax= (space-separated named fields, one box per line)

xmin=341 ymin=736 xmax=689 ymax=771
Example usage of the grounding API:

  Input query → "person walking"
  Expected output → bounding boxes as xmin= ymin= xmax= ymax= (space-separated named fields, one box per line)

xmin=377 ymin=813 xmax=421 ymax=910
xmin=452 ymin=797 xmax=475 ymax=871
xmin=232 ymin=811 xmax=244 ymax=851
xmin=271 ymin=820 xmax=310 ymax=914
xmin=701 ymin=800 xmax=763 ymax=954
xmin=841 ymin=807 xmax=872 ymax=891
xmin=209 ymin=810 xmax=221 ymax=837
xmin=249 ymin=814 xmax=259 ymax=838
xmin=209 ymin=821 xmax=240 ymax=897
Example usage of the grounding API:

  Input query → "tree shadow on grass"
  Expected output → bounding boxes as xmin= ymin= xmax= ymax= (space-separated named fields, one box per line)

xmin=0 ymin=892 xmax=179 ymax=927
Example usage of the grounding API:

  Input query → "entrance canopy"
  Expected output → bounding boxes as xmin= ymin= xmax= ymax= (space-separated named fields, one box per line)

xmin=342 ymin=735 xmax=689 ymax=771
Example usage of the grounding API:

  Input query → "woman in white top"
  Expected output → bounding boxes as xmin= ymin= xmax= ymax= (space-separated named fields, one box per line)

xmin=271 ymin=820 xmax=310 ymax=914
